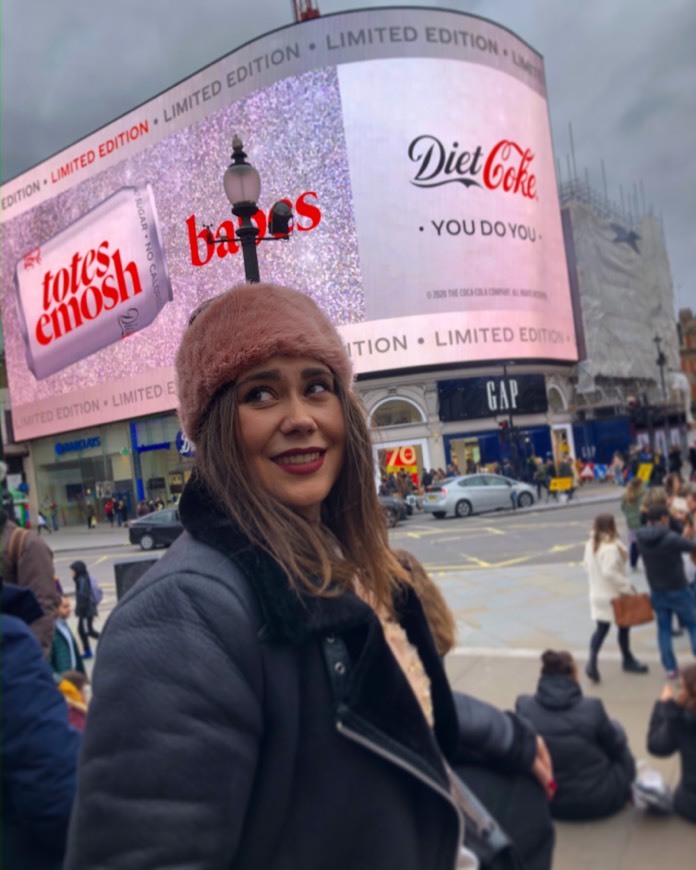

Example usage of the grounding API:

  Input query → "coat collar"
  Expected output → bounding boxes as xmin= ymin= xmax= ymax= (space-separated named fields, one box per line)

xmin=179 ymin=474 xmax=377 ymax=644
xmin=179 ymin=474 xmax=459 ymax=759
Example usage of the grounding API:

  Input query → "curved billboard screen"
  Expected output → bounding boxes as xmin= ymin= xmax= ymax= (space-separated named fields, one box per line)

xmin=0 ymin=6 xmax=578 ymax=441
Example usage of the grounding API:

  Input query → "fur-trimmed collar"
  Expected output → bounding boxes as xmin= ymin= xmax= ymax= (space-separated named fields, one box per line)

xmin=179 ymin=474 xmax=459 ymax=760
xmin=179 ymin=474 xmax=378 ymax=645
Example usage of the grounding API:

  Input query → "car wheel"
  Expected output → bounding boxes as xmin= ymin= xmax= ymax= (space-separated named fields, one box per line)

xmin=140 ymin=533 xmax=155 ymax=551
xmin=455 ymin=500 xmax=472 ymax=518
xmin=382 ymin=507 xmax=398 ymax=528
xmin=433 ymin=512 xmax=446 ymax=520
xmin=517 ymin=492 xmax=533 ymax=508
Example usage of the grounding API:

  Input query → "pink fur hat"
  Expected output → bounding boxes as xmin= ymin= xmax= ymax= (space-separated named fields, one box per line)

xmin=176 ymin=283 xmax=352 ymax=440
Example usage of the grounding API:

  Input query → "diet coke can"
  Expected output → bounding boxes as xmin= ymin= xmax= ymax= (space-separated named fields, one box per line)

xmin=14 ymin=184 xmax=172 ymax=380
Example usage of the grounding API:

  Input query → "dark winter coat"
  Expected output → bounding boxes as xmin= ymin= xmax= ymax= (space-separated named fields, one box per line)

xmin=648 ymin=699 xmax=696 ymax=823
xmin=1 ymin=583 xmax=81 ymax=869
xmin=1 ymin=512 xmax=59 ymax=657
xmin=70 ymin=560 xmax=97 ymax=619
xmin=67 ymin=477 xmax=474 ymax=869
xmin=516 ymin=675 xmax=635 ymax=820
xmin=636 ymin=524 xmax=696 ymax=591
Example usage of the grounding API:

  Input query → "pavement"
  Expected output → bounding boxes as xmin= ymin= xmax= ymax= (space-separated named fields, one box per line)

xmin=52 ymin=480 xmax=696 ymax=867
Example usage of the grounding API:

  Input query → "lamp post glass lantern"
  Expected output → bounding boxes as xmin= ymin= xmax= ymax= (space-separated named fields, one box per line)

xmin=223 ymin=136 xmax=262 ymax=283
xmin=206 ymin=135 xmax=293 ymax=284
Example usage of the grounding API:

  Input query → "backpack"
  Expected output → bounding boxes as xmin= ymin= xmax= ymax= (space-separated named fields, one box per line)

xmin=89 ymin=575 xmax=104 ymax=605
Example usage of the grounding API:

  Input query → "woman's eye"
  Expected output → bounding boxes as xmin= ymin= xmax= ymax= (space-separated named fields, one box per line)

xmin=307 ymin=380 xmax=331 ymax=395
xmin=244 ymin=386 xmax=274 ymax=402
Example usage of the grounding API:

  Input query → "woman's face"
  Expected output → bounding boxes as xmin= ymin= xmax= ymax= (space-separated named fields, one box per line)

xmin=235 ymin=356 xmax=346 ymax=522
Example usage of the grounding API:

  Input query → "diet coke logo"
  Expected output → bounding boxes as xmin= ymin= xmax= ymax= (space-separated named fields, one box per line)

xmin=35 ymin=240 xmax=142 ymax=346
xmin=408 ymin=135 xmax=537 ymax=200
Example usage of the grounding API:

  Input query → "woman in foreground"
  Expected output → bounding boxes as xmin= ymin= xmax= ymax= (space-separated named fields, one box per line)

xmin=66 ymin=283 xmax=553 ymax=869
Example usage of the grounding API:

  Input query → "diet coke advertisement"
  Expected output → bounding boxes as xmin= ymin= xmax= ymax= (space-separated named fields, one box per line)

xmin=15 ymin=185 xmax=172 ymax=379
xmin=0 ymin=7 xmax=578 ymax=441
xmin=338 ymin=57 xmax=574 ymax=329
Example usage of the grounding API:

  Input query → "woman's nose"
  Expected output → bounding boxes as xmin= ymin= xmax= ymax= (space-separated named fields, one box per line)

xmin=279 ymin=395 xmax=317 ymax=434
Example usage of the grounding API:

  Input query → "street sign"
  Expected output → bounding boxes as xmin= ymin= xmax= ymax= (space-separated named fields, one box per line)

xmin=637 ymin=463 xmax=653 ymax=483
xmin=549 ymin=477 xmax=574 ymax=492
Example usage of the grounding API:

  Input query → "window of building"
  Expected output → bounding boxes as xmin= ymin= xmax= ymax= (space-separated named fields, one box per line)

xmin=370 ymin=398 xmax=425 ymax=428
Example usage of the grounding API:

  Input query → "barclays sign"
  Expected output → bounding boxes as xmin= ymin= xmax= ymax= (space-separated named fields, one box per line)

xmin=54 ymin=436 xmax=101 ymax=456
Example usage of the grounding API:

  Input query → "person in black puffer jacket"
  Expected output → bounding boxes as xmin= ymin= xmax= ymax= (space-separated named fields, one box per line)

xmin=648 ymin=663 xmax=696 ymax=823
xmin=516 ymin=650 xmax=635 ymax=820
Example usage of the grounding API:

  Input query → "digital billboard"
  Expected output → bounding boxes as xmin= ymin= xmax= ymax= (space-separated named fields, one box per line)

xmin=0 ymin=7 xmax=578 ymax=441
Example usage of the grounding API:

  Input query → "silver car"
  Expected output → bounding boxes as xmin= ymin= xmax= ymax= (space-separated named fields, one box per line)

xmin=422 ymin=473 xmax=535 ymax=519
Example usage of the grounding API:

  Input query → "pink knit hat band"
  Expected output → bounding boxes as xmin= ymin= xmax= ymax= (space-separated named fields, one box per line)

xmin=175 ymin=283 xmax=353 ymax=440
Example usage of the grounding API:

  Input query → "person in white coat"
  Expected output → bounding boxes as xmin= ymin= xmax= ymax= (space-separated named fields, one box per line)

xmin=584 ymin=513 xmax=649 ymax=682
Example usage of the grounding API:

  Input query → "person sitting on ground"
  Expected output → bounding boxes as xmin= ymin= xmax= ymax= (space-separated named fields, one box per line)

xmin=515 ymin=650 xmax=636 ymax=821
xmin=58 ymin=670 xmax=90 ymax=732
xmin=51 ymin=595 xmax=85 ymax=676
xmin=647 ymin=662 xmax=696 ymax=824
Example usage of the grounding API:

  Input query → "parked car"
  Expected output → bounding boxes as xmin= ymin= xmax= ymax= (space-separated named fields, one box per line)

xmin=378 ymin=495 xmax=408 ymax=528
xmin=128 ymin=508 xmax=183 ymax=550
xmin=422 ymin=473 xmax=535 ymax=519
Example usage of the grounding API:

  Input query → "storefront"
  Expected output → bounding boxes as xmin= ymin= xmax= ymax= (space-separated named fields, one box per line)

xmin=444 ymin=425 xmax=553 ymax=476
xmin=369 ymin=396 xmax=433 ymax=485
xmin=30 ymin=422 xmax=134 ymax=526
xmin=131 ymin=413 xmax=195 ymax=506
xmin=437 ymin=374 xmax=552 ymax=476
xmin=28 ymin=412 xmax=197 ymax=526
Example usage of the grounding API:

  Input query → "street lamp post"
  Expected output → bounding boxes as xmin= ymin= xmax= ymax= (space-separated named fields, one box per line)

xmin=502 ymin=362 xmax=521 ymax=478
xmin=207 ymin=135 xmax=293 ymax=283
xmin=654 ymin=334 xmax=668 ymax=401
xmin=222 ymin=136 xmax=262 ymax=283
xmin=654 ymin=334 xmax=670 ymax=451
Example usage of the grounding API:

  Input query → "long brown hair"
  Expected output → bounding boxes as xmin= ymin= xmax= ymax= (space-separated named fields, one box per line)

xmin=592 ymin=513 xmax=617 ymax=552
xmin=677 ymin=663 xmax=696 ymax=711
xmin=394 ymin=549 xmax=456 ymax=656
xmin=195 ymin=376 xmax=410 ymax=612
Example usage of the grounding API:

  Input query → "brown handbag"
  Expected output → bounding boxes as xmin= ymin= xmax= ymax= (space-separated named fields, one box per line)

xmin=611 ymin=593 xmax=654 ymax=628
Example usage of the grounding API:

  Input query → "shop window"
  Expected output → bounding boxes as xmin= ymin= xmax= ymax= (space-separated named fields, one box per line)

xmin=370 ymin=398 xmax=425 ymax=428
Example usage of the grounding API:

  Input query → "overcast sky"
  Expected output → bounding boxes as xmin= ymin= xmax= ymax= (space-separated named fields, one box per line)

xmin=2 ymin=0 xmax=695 ymax=308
